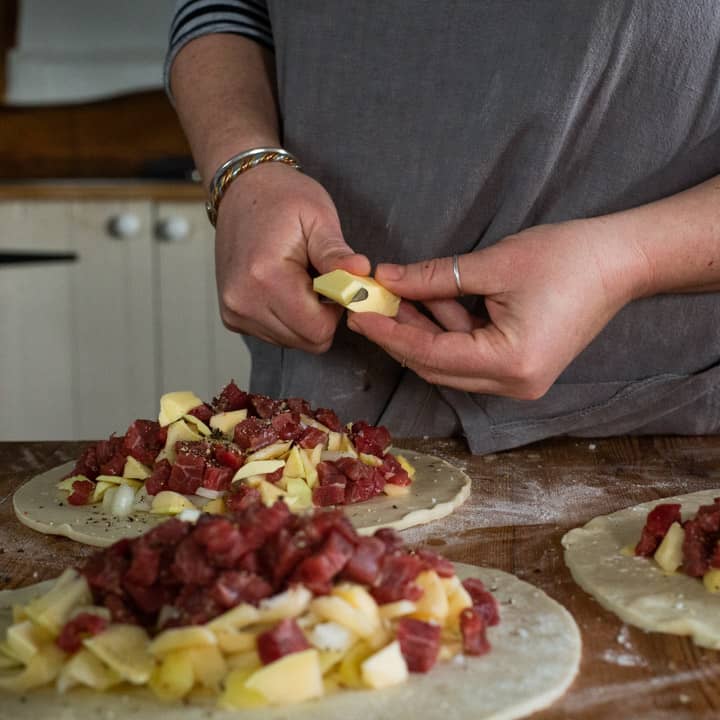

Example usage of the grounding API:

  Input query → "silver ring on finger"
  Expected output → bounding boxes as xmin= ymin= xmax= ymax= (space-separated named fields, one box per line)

xmin=452 ymin=254 xmax=464 ymax=296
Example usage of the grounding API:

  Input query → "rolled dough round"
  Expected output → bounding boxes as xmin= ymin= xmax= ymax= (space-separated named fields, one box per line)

xmin=0 ymin=563 xmax=580 ymax=720
xmin=13 ymin=450 xmax=470 ymax=548
xmin=562 ymin=489 xmax=720 ymax=648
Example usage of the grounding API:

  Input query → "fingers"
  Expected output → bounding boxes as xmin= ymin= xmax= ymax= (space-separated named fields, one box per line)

xmin=375 ymin=255 xmax=467 ymax=300
xmin=307 ymin=225 xmax=371 ymax=277
xmin=423 ymin=299 xmax=483 ymax=333
xmin=347 ymin=309 xmax=552 ymax=397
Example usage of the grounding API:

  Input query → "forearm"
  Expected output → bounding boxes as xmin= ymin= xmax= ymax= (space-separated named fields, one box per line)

xmin=169 ymin=34 xmax=281 ymax=184
xmin=597 ymin=175 xmax=720 ymax=299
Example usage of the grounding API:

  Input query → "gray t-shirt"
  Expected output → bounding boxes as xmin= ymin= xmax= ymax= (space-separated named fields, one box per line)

xmin=168 ymin=1 xmax=720 ymax=453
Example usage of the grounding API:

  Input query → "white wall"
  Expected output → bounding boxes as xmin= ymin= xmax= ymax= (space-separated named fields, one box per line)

xmin=6 ymin=0 xmax=177 ymax=105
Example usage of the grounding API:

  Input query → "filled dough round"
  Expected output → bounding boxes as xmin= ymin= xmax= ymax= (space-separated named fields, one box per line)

xmin=563 ymin=489 xmax=720 ymax=648
xmin=13 ymin=450 xmax=470 ymax=547
xmin=0 ymin=563 xmax=580 ymax=720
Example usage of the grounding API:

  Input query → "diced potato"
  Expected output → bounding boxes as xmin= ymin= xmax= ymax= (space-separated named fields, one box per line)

xmin=258 ymin=586 xmax=313 ymax=623
xmin=0 ymin=643 xmax=66 ymax=692
xmin=6 ymin=621 xmax=49 ymax=664
xmin=83 ymin=624 xmax=154 ymax=685
xmin=704 ymin=568 xmax=720 ymax=593
xmin=283 ymin=446 xmax=305 ymax=479
xmin=245 ymin=649 xmax=323 ymax=705
xmin=206 ymin=603 xmax=260 ymax=632
xmin=149 ymin=626 xmax=217 ymax=656
xmin=158 ymin=391 xmax=204 ymax=427
xmin=0 ymin=642 xmax=22 ymax=669
xmin=361 ymin=640 xmax=408 ymax=689
xmin=24 ymin=569 xmax=91 ymax=637
xmin=411 ymin=571 xmax=449 ymax=624
xmin=300 ymin=414 xmax=332 ymax=433
xmin=359 ymin=453 xmax=383 ymax=467
xmin=56 ymin=648 xmax=122 ymax=693
xmin=438 ymin=640 xmax=463 ymax=661
xmin=214 ymin=629 xmax=257 ymax=654
xmin=285 ymin=477 xmax=313 ymax=511
xmin=323 ymin=671 xmax=342 ymax=695
xmin=338 ymin=641 xmax=373 ymax=688
xmin=148 ymin=648 xmax=195 ymax=701
xmin=396 ymin=454 xmax=416 ymax=478
xmin=209 ymin=409 xmax=248 ymax=437
xmin=122 ymin=456 xmax=152 ymax=480
xmin=68 ymin=605 xmax=111 ymax=622
xmin=446 ymin=583 xmax=473 ymax=628
xmin=378 ymin=600 xmax=417 ymax=620
xmin=183 ymin=414 xmax=211 ymax=436
xmin=301 ymin=446 xmax=323 ymax=489
xmin=91 ymin=480 xmax=114 ymax=504
xmin=226 ymin=650 xmax=262 ymax=672
xmin=202 ymin=497 xmax=226 ymax=515
xmin=257 ymin=479 xmax=286 ymax=507
xmin=310 ymin=596 xmax=378 ymax=638
xmin=188 ymin=646 xmax=227 ymax=691
xmin=246 ymin=441 xmax=293 ymax=462
xmin=232 ymin=460 xmax=285 ymax=483
xmin=654 ymin=522 xmax=685 ymax=574
xmin=157 ymin=420 xmax=203 ymax=464
xmin=333 ymin=584 xmax=380 ymax=626
xmin=383 ymin=483 xmax=410 ymax=497
xmin=93 ymin=475 xmax=141 ymax=490
xmin=317 ymin=649 xmax=345 ymax=675
xmin=313 ymin=270 xmax=400 ymax=316
xmin=339 ymin=433 xmax=358 ymax=457
xmin=0 ymin=640 xmax=22 ymax=663
xmin=57 ymin=474 xmax=89 ymax=491
xmin=327 ymin=431 xmax=342 ymax=452
xmin=151 ymin=490 xmax=197 ymax=515
xmin=219 ymin=668 xmax=267 ymax=709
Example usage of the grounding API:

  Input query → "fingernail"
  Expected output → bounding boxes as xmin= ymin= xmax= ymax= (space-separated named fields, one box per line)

xmin=377 ymin=263 xmax=403 ymax=281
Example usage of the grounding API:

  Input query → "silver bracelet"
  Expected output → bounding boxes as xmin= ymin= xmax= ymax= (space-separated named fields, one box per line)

xmin=205 ymin=147 xmax=301 ymax=226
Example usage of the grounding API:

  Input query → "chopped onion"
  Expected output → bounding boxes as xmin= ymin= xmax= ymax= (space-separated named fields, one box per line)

xmin=102 ymin=486 xmax=117 ymax=512
xmin=321 ymin=450 xmax=356 ymax=462
xmin=178 ymin=508 xmax=202 ymax=523
xmin=110 ymin=483 xmax=135 ymax=517
xmin=310 ymin=622 xmax=355 ymax=652
xmin=156 ymin=604 xmax=181 ymax=629
xmin=133 ymin=485 xmax=152 ymax=511
xmin=195 ymin=487 xmax=226 ymax=500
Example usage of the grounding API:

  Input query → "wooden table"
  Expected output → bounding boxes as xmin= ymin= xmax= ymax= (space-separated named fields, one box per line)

xmin=2 ymin=436 xmax=720 ymax=719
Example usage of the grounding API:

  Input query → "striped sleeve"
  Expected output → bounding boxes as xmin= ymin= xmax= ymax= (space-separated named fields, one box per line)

xmin=164 ymin=0 xmax=273 ymax=97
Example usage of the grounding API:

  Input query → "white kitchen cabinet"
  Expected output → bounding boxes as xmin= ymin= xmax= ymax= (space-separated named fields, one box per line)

xmin=0 ymin=191 xmax=250 ymax=441
xmin=154 ymin=201 xmax=251 ymax=403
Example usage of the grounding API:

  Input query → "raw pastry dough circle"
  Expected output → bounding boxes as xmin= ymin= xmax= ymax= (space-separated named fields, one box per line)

xmin=562 ymin=489 xmax=720 ymax=648
xmin=13 ymin=450 xmax=470 ymax=547
xmin=0 ymin=563 xmax=581 ymax=720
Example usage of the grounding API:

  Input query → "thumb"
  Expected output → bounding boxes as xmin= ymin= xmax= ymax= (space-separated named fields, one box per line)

xmin=307 ymin=224 xmax=371 ymax=277
xmin=375 ymin=254 xmax=474 ymax=300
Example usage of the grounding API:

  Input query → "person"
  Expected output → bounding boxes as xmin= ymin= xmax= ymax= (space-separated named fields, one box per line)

xmin=165 ymin=1 xmax=720 ymax=454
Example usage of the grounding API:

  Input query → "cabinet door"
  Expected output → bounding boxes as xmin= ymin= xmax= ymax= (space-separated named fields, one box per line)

xmin=154 ymin=201 xmax=251 ymax=401
xmin=0 ymin=200 xmax=157 ymax=440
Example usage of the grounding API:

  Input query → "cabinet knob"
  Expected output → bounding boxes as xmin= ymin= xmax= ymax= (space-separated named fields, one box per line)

xmin=156 ymin=216 xmax=191 ymax=241
xmin=107 ymin=213 xmax=141 ymax=239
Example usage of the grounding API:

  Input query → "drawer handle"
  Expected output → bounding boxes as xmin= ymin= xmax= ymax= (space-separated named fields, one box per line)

xmin=156 ymin=216 xmax=191 ymax=241
xmin=107 ymin=214 xmax=141 ymax=239
xmin=0 ymin=251 xmax=78 ymax=265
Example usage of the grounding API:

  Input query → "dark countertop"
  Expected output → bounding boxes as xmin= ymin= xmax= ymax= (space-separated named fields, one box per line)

xmin=2 ymin=435 xmax=720 ymax=719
